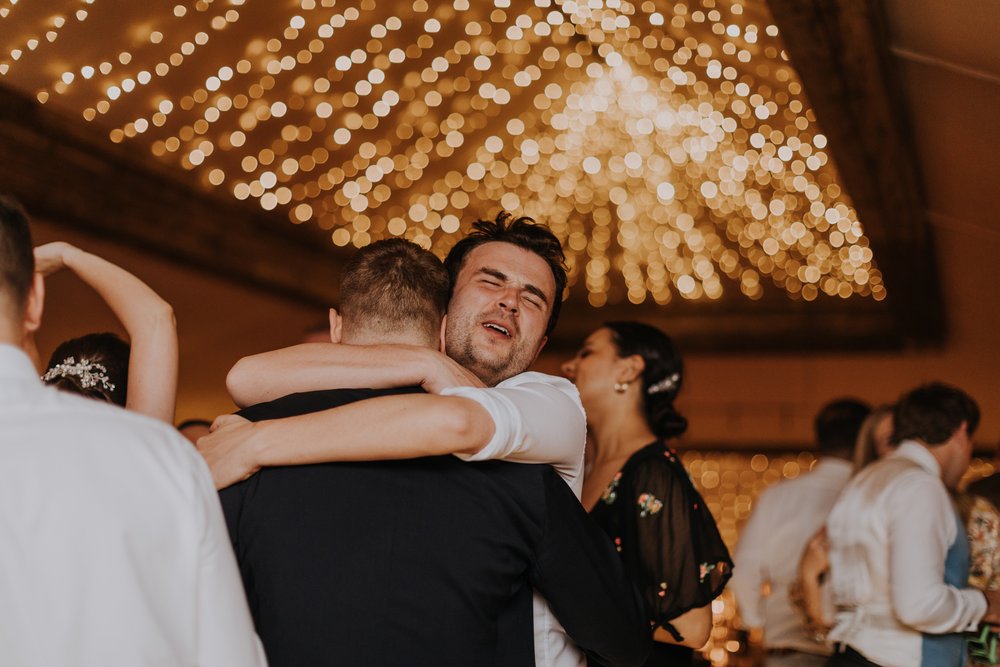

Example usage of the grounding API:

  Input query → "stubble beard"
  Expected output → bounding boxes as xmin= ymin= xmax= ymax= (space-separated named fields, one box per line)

xmin=446 ymin=317 xmax=534 ymax=387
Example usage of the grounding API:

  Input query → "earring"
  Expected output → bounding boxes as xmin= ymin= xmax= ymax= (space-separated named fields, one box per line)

xmin=614 ymin=382 xmax=629 ymax=394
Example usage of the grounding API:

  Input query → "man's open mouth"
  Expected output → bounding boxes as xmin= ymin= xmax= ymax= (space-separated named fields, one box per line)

xmin=482 ymin=322 xmax=511 ymax=337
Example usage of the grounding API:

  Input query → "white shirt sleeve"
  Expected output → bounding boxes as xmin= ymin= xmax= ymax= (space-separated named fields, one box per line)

xmin=886 ymin=470 xmax=988 ymax=634
xmin=190 ymin=455 xmax=269 ymax=667
xmin=440 ymin=372 xmax=587 ymax=496
xmin=731 ymin=489 xmax=771 ymax=629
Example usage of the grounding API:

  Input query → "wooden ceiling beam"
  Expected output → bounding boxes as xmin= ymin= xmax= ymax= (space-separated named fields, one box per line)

xmin=0 ymin=82 xmax=344 ymax=308
xmin=766 ymin=0 xmax=946 ymax=346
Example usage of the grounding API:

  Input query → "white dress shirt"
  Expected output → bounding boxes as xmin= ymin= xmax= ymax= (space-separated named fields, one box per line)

xmin=825 ymin=441 xmax=987 ymax=667
xmin=0 ymin=345 xmax=266 ymax=667
xmin=732 ymin=457 xmax=854 ymax=654
xmin=443 ymin=371 xmax=588 ymax=667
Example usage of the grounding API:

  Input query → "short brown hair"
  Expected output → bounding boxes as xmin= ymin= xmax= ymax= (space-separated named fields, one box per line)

xmin=339 ymin=238 xmax=449 ymax=343
xmin=444 ymin=210 xmax=567 ymax=336
xmin=893 ymin=382 xmax=980 ymax=446
xmin=0 ymin=194 xmax=35 ymax=314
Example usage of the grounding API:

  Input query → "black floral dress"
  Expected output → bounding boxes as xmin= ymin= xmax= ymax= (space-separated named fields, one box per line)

xmin=589 ymin=442 xmax=732 ymax=666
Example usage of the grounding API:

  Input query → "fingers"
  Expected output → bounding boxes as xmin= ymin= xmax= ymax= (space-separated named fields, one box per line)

xmin=210 ymin=413 xmax=248 ymax=432
xmin=197 ymin=414 xmax=257 ymax=490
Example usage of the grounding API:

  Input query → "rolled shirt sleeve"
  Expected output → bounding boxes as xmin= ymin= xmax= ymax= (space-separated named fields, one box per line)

xmin=886 ymin=470 xmax=988 ymax=634
xmin=441 ymin=372 xmax=587 ymax=496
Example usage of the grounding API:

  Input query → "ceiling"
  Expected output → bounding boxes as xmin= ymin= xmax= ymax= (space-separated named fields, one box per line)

xmin=0 ymin=0 xmax=928 ymax=354
xmin=3 ymin=0 xmax=998 ymax=433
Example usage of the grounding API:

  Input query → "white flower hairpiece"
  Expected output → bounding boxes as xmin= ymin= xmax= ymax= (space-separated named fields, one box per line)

xmin=41 ymin=356 xmax=116 ymax=393
xmin=647 ymin=372 xmax=680 ymax=395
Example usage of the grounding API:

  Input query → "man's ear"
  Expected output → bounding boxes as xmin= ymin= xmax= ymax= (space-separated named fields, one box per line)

xmin=957 ymin=420 xmax=971 ymax=447
xmin=23 ymin=272 xmax=44 ymax=336
xmin=438 ymin=314 xmax=448 ymax=354
xmin=329 ymin=307 xmax=343 ymax=344
xmin=529 ymin=335 xmax=548 ymax=366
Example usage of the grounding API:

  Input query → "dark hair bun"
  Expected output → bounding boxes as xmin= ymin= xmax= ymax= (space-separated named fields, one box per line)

xmin=604 ymin=321 xmax=687 ymax=442
xmin=647 ymin=393 xmax=689 ymax=440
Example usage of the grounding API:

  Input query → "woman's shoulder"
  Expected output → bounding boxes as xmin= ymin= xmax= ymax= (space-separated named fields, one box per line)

xmin=623 ymin=441 xmax=690 ymax=479
xmin=617 ymin=442 xmax=701 ymax=508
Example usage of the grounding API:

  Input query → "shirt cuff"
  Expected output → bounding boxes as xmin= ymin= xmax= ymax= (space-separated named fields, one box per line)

xmin=967 ymin=588 xmax=990 ymax=631
xmin=439 ymin=385 xmax=510 ymax=462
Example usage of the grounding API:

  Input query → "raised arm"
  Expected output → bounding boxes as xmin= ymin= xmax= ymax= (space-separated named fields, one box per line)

xmin=226 ymin=343 xmax=482 ymax=407
xmin=198 ymin=393 xmax=497 ymax=489
xmin=35 ymin=242 xmax=177 ymax=422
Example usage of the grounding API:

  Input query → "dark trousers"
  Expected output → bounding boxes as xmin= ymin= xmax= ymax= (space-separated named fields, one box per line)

xmin=825 ymin=645 xmax=882 ymax=667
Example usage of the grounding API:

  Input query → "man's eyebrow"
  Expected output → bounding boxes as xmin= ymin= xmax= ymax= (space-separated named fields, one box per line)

xmin=477 ymin=267 xmax=549 ymax=305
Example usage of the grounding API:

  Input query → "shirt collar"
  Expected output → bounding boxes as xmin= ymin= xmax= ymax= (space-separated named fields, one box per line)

xmin=0 ymin=343 xmax=41 ymax=383
xmin=815 ymin=457 xmax=855 ymax=477
xmin=892 ymin=439 xmax=941 ymax=477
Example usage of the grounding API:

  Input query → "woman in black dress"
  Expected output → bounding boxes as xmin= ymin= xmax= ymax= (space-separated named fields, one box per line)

xmin=562 ymin=321 xmax=732 ymax=666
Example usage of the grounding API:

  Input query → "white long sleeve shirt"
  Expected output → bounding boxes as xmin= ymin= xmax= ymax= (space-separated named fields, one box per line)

xmin=443 ymin=371 xmax=588 ymax=667
xmin=825 ymin=441 xmax=987 ymax=667
xmin=732 ymin=457 xmax=853 ymax=654
xmin=0 ymin=345 xmax=266 ymax=667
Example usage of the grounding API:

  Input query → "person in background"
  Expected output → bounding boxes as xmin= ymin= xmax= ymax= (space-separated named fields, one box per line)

xmin=561 ymin=321 xmax=732 ymax=667
xmin=42 ymin=331 xmax=129 ymax=406
xmin=178 ymin=418 xmax=213 ymax=445
xmin=967 ymin=439 xmax=1000 ymax=512
xmin=851 ymin=405 xmax=895 ymax=471
xmin=35 ymin=241 xmax=177 ymax=423
xmin=824 ymin=382 xmax=1000 ymax=667
xmin=732 ymin=399 xmax=871 ymax=666
xmin=0 ymin=195 xmax=264 ymax=666
xmin=795 ymin=404 xmax=896 ymax=636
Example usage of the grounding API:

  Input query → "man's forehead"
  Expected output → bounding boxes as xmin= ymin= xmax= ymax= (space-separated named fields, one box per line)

xmin=461 ymin=242 xmax=556 ymax=293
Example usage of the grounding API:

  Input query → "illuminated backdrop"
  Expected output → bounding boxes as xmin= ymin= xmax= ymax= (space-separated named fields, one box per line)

xmin=1 ymin=0 xmax=884 ymax=308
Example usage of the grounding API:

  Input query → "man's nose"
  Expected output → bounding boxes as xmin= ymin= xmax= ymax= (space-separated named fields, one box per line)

xmin=497 ymin=289 xmax=519 ymax=315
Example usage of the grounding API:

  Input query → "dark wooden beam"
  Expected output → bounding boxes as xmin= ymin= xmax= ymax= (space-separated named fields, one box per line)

xmin=765 ymin=0 xmax=945 ymax=347
xmin=545 ymin=291 xmax=899 ymax=355
xmin=0 ymin=82 xmax=345 ymax=308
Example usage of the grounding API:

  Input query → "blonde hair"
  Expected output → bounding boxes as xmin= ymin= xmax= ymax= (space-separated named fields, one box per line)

xmin=852 ymin=404 xmax=895 ymax=471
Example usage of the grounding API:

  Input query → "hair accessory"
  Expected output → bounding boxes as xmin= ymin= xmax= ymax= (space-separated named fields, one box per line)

xmin=41 ymin=356 xmax=116 ymax=394
xmin=647 ymin=372 xmax=680 ymax=395
xmin=613 ymin=381 xmax=629 ymax=394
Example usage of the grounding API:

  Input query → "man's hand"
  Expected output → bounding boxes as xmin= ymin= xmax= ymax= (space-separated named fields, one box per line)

xmin=33 ymin=241 xmax=75 ymax=276
xmin=196 ymin=414 xmax=261 ymax=490
xmin=419 ymin=350 xmax=487 ymax=393
xmin=983 ymin=589 xmax=1000 ymax=626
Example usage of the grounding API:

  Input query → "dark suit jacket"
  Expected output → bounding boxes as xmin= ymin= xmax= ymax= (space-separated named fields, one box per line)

xmin=220 ymin=387 xmax=651 ymax=667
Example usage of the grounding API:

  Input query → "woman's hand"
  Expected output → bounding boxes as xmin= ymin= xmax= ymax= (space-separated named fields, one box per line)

xmin=794 ymin=527 xmax=833 ymax=636
xmin=419 ymin=350 xmax=487 ymax=393
xmin=196 ymin=414 xmax=262 ymax=489
xmin=33 ymin=241 xmax=76 ymax=276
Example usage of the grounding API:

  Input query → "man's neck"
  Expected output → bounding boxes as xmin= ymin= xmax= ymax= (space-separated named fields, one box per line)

xmin=0 ymin=323 xmax=24 ymax=349
xmin=341 ymin=332 xmax=437 ymax=348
